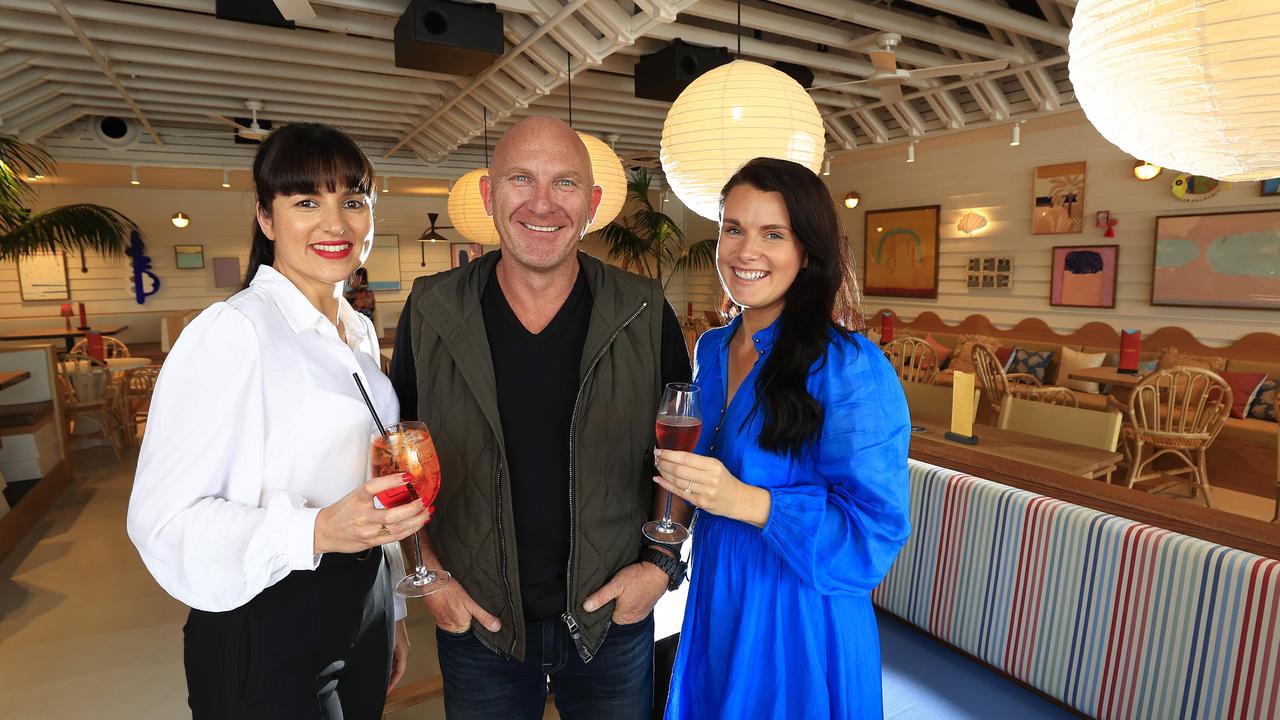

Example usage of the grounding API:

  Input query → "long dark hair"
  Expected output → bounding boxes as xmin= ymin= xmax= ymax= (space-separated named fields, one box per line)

xmin=719 ymin=157 xmax=865 ymax=458
xmin=241 ymin=123 xmax=375 ymax=289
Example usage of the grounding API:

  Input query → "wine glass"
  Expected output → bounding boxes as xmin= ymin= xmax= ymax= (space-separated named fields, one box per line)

xmin=643 ymin=382 xmax=701 ymax=544
xmin=371 ymin=421 xmax=451 ymax=597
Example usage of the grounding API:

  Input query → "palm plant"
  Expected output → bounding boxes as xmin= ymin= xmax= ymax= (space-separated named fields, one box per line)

xmin=597 ymin=168 xmax=715 ymax=288
xmin=0 ymin=135 xmax=138 ymax=262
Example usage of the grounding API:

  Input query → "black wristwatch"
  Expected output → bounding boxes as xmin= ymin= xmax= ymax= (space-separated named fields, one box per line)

xmin=641 ymin=546 xmax=687 ymax=591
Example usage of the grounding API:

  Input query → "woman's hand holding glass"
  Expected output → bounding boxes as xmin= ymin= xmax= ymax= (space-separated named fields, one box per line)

xmin=313 ymin=473 xmax=428 ymax=555
xmin=653 ymin=450 xmax=772 ymax=529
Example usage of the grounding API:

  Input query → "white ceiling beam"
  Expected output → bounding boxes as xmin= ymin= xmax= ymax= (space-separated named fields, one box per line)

xmin=0 ymin=51 xmax=36 ymax=80
xmin=824 ymin=118 xmax=858 ymax=151
xmin=46 ymin=0 xmax=164 ymax=146
xmin=987 ymin=9 xmax=1062 ymax=111
xmin=852 ymin=111 xmax=889 ymax=145
xmin=1036 ymin=0 xmax=1068 ymax=27
xmin=0 ymin=1 xmax=456 ymax=84
xmin=8 ymin=96 xmax=74 ymax=132
xmin=931 ymin=17 xmax=1011 ymax=121
xmin=0 ymin=85 xmax=59 ymax=120
xmin=0 ymin=67 xmax=48 ymax=100
xmin=765 ymin=0 xmax=1025 ymax=62
xmin=907 ymin=0 xmax=1070 ymax=47
xmin=825 ymin=53 xmax=1068 ymax=122
xmin=20 ymin=105 xmax=84 ymax=141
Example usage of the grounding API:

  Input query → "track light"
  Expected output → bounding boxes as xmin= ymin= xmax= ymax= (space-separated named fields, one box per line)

xmin=382 ymin=176 xmax=390 ymax=194
xmin=906 ymin=142 xmax=916 ymax=163
xmin=171 ymin=212 xmax=190 ymax=228
xmin=843 ymin=191 xmax=861 ymax=209
xmin=130 ymin=165 xmax=140 ymax=185
xmin=221 ymin=169 xmax=231 ymax=188
xmin=1010 ymin=121 xmax=1022 ymax=147
xmin=822 ymin=156 xmax=831 ymax=176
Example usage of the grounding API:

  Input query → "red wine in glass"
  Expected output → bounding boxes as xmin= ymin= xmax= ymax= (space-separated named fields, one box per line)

xmin=655 ymin=415 xmax=701 ymax=452
xmin=371 ymin=421 xmax=450 ymax=598
xmin=644 ymin=383 xmax=700 ymax=544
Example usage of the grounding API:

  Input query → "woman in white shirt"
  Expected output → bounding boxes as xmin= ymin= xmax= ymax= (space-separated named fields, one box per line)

xmin=128 ymin=123 xmax=427 ymax=720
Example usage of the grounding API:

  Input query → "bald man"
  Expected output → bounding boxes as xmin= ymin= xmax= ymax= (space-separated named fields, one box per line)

xmin=390 ymin=117 xmax=692 ymax=719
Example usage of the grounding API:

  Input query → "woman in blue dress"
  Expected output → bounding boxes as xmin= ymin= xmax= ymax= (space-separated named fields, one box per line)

xmin=654 ymin=157 xmax=911 ymax=719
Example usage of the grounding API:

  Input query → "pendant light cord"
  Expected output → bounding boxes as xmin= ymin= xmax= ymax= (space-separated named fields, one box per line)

xmin=736 ymin=0 xmax=741 ymax=57
xmin=567 ymin=49 xmax=573 ymax=127
xmin=483 ymin=106 xmax=489 ymax=166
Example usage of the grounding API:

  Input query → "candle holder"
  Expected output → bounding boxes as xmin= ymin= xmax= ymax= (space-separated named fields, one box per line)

xmin=76 ymin=302 xmax=89 ymax=331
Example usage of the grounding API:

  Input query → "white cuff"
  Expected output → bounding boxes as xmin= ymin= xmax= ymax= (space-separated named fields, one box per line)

xmin=286 ymin=505 xmax=324 ymax=571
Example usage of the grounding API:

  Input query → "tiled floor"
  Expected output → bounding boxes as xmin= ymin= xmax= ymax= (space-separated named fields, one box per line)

xmin=0 ymin=446 xmax=498 ymax=720
xmin=0 ymin=446 xmax=1272 ymax=719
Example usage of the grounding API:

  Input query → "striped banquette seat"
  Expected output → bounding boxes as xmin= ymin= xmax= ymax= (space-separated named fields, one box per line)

xmin=874 ymin=461 xmax=1280 ymax=719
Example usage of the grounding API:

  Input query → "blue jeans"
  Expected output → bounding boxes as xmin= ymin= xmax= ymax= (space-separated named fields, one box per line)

xmin=436 ymin=613 xmax=654 ymax=720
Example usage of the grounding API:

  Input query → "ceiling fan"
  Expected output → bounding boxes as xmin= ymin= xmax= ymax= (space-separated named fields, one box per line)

xmin=207 ymin=100 xmax=271 ymax=143
xmin=417 ymin=213 xmax=453 ymax=266
xmin=810 ymin=33 xmax=1010 ymax=104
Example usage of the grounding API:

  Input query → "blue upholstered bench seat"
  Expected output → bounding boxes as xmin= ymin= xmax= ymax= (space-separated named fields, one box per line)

xmin=879 ymin=609 xmax=1077 ymax=719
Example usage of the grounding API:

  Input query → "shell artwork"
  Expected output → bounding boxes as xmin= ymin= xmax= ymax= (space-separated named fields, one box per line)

xmin=1171 ymin=173 xmax=1230 ymax=202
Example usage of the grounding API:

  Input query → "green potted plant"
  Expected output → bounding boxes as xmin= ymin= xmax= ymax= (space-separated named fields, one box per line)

xmin=596 ymin=168 xmax=715 ymax=288
xmin=1 ymin=135 xmax=138 ymax=261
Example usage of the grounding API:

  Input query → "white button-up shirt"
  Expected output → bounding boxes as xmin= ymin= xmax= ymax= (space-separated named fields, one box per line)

xmin=128 ymin=265 xmax=405 ymax=620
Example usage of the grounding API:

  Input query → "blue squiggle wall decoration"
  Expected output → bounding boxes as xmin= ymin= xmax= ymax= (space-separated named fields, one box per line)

xmin=128 ymin=230 xmax=161 ymax=304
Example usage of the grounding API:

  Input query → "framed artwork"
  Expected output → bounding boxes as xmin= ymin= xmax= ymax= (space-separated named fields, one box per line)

xmin=1032 ymin=161 xmax=1086 ymax=234
xmin=451 ymin=242 xmax=483 ymax=269
xmin=863 ymin=205 xmax=940 ymax=298
xmin=211 ymin=257 xmax=241 ymax=288
xmin=966 ymin=256 xmax=1013 ymax=291
xmin=17 ymin=250 xmax=70 ymax=301
xmin=1152 ymin=210 xmax=1280 ymax=310
xmin=174 ymin=244 xmax=204 ymax=269
xmin=1262 ymin=179 xmax=1280 ymax=197
xmin=1050 ymin=245 xmax=1118 ymax=308
xmin=364 ymin=235 xmax=401 ymax=292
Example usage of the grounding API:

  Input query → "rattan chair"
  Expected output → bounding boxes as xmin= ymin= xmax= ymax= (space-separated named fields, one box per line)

xmin=69 ymin=335 xmax=130 ymax=358
xmin=1122 ymin=367 xmax=1231 ymax=507
xmin=883 ymin=337 xmax=938 ymax=385
xmin=121 ymin=365 xmax=161 ymax=446
xmin=971 ymin=344 xmax=1077 ymax=422
xmin=56 ymin=352 xmax=125 ymax=460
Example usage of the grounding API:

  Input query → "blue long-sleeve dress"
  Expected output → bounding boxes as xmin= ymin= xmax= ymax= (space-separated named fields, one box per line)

xmin=665 ymin=316 xmax=911 ymax=720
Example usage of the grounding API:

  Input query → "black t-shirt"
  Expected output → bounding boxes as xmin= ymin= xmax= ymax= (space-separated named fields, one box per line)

xmin=390 ymin=259 xmax=693 ymax=621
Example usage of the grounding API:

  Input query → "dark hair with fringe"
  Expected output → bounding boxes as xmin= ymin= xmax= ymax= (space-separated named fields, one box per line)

xmin=241 ymin=123 xmax=375 ymax=289
xmin=718 ymin=157 xmax=865 ymax=458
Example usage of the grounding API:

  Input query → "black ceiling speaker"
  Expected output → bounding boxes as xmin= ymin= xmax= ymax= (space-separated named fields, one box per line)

xmin=634 ymin=39 xmax=732 ymax=102
xmin=394 ymin=0 xmax=503 ymax=75
xmin=772 ymin=61 xmax=814 ymax=89
xmin=215 ymin=0 xmax=294 ymax=29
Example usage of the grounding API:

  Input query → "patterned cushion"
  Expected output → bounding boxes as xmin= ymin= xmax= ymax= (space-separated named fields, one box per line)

xmin=1247 ymin=378 xmax=1278 ymax=422
xmin=950 ymin=334 xmax=1002 ymax=374
xmin=1006 ymin=347 xmax=1054 ymax=383
xmin=1156 ymin=347 xmax=1227 ymax=373
xmin=1057 ymin=346 xmax=1107 ymax=393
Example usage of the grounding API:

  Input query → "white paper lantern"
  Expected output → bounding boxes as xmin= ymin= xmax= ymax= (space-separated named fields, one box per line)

xmin=660 ymin=60 xmax=825 ymax=220
xmin=447 ymin=168 xmax=501 ymax=245
xmin=578 ymin=132 xmax=627 ymax=232
xmin=1069 ymin=0 xmax=1280 ymax=182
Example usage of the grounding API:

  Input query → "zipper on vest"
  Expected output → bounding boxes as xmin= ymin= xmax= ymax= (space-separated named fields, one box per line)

xmin=494 ymin=457 xmax=518 ymax=656
xmin=563 ymin=299 xmax=649 ymax=663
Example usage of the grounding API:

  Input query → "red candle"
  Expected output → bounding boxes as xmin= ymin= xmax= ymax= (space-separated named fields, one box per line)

xmin=880 ymin=311 xmax=895 ymax=344
xmin=77 ymin=302 xmax=87 ymax=329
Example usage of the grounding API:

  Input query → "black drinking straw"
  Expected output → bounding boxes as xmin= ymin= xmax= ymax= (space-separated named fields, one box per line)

xmin=352 ymin=373 xmax=388 ymax=438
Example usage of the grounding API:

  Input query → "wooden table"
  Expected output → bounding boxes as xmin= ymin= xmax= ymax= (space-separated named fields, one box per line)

xmin=1068 ymin=366 xmax=1147 ymax=406
xmin=909 ymin=415 xmax=1123 ymax=479
xmin=0 ymin=370 xmax=30 ymax=391
xmin=0 ymin=325 xmax=128 ymax=352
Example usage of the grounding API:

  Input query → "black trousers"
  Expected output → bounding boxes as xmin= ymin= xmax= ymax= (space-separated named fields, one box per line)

xmin=184 ymin=548 xmax=393 ymax=720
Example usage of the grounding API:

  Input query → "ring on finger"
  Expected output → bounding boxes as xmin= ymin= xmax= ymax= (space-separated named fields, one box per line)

xmin=377 ymin=525 xmax=390 ymax=537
